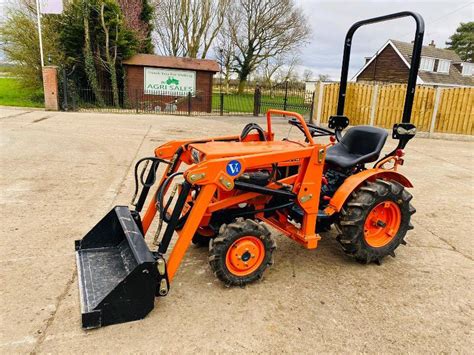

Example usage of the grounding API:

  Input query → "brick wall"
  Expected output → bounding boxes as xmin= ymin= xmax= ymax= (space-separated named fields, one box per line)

xmin=124 ymin=66 xmax=214 ymax=112
xmin=356 ymin=46 xmax=409 ymax=84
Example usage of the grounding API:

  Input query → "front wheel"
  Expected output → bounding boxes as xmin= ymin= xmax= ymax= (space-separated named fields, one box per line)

xmin=336 ymin=179 xmax=415 ymax=264
xmin=208 ymin=219 xmax=276 ymax=286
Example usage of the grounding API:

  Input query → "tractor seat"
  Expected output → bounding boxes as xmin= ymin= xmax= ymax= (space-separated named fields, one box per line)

xmin=325 ymin=126 xmax=388 ymax=169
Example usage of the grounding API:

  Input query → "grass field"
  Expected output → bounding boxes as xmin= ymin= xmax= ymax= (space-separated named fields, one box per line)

xmin=211 ymin=92 xmax=312 ymax=115
xmin=0 ymin=78 xmax=44 ymax=108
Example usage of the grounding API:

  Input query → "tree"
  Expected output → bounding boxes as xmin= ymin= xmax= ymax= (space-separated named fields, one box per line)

xmin=99 ymin=0 xmax=121 ymax=107
xmin=446 ymin=22 xmax=474 ymax=62
xmin=302 ymin=69 xmax=313 ymax=82
xmin=214 ymin=16 xmax=236 ymax=92
xmin=275 ymin=55 xmax=300 ymax=83
xmin=83 ymin=0 xmax=104 ymax=106
xmin=117 ymin=0 xmax=154 ymax=53
xmin=229 ymin=0 xmax=310 ymax=93
xmin=152 ymin=0 xmax=183 ymax=56
xmin=260 ymin=56 xmax=285 ymax=87
xmin=317 ymin=73 xmax=329 ymax=82
xmin=60 ymin=0 xmax=140 ymax=105
xmin=0 ymin=1 xmax=64 ymax=92
xmin=180 ymin=0 xmax=229 ymax=58
xmin=152 ymin=0 xmax=229 ymax=59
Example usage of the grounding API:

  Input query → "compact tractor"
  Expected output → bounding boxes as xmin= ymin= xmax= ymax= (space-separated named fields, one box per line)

xmin=75 ymin=11 xmax=423 ymax=328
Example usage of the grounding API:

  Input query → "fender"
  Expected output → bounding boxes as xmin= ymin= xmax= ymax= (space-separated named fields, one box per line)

xmin=325 ymin=168 xmax=413 ymax=215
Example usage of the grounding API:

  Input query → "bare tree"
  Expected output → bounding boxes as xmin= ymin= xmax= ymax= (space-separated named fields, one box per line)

xmin=318 ymin=73 xmax=330 ymax=82
xmin=275 ymin=55 xmax=301 ymax=83
xmin=153 ymin=0 xmax=184 ymax=56
xmin=260 ymin=55 xmax=285 ymax=87
xmin=99 ymin=2 xmax=121 ymax=107
xmin=152 ymin=0 xmax=229 ymax=58
xmin=180 ymin=0 xmax=229 ymax=58
xmin=214 ymin=19 xmax=235 ymax=92
xmin=302 ymin=69 xmax=313 ymax=82
xmin=229 ymin=0 xmax=310 ymax=93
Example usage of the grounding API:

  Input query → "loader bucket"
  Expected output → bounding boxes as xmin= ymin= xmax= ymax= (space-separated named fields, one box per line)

xmin=75 ymin=206 xmax=157 ymax=329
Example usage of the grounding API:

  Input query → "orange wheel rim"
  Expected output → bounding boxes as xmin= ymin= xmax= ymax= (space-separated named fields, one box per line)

xmin=225 ymin=236 xmax=265 ymax=276
xmin=364 ymin=201 xmax=401 ymax=248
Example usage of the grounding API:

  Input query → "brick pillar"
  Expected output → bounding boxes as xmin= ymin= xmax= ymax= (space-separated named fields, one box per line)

xmin=42 ymin=66 xmax=59 ymax=111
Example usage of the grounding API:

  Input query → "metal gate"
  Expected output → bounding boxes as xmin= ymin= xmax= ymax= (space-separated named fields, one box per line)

xmin=257 ymin=82 xmax=315 ymax=118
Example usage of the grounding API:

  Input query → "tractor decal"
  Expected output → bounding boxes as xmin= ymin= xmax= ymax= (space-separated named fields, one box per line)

xmin=226 ymin=160 xmax=242 ymax=176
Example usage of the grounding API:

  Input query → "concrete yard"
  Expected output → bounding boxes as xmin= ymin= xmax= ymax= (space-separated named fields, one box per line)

xmin=0 ymin=107 xmax=472 ymax=353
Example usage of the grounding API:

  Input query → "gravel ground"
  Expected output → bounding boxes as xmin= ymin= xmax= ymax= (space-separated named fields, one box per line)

xmin=0 ymin=107 xmax=472 ymax=353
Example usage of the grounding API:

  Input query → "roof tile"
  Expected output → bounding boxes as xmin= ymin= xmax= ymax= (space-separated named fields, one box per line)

xmin=390 ymin=40 xmax=473 ymax=86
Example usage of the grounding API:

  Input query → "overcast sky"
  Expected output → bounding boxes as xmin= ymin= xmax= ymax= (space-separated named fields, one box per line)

xmin=294 ymin=0 xmax=474 ymax=80
xmin=0 ymin=0 xmax=472 ymax=77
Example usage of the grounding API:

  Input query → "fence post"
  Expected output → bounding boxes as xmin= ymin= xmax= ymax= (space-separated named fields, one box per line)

xmin=62 ymin=69 xmax=68 ymax=111
xmin=283 ymin=80 xmax=288 ymax=111
xmin=315 ymin=81 xmax=324 ymax=125
xmin=429 ymin=87 xmax=442 ymax=137
xmin=187 ymin=92 xmax=192 ymax=116
xmin=220 ymin=92 xmax=224 ymax=116
xmin=369 ymin=84 xmax=379 ymax=126
xmin=253 ymin=85 xmax=261 ymax=116
xmin=135 ymin=89 xmax=139 ymax=114
xmin=309 ymin=91 xmax=316 ymax=123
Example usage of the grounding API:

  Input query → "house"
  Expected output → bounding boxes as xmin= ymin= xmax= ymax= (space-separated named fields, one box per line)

xmin=353 ymin=39 xmax=474 ymax=87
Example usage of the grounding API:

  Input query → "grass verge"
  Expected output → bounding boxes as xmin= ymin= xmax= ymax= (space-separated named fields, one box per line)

xmin=0 ymin=77 xmax=44 ymax=108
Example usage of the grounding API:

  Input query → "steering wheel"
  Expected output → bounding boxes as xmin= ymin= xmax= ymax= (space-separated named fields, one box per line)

xmin=288 ymin=118 xmax=334 ymax=138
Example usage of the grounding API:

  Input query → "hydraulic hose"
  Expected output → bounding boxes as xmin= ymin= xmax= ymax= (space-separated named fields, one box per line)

xmin=156 ymin=172 xmax=184 ymax=223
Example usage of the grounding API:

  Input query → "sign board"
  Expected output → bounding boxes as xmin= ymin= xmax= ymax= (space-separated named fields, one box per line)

xmin=40 ymin=0 xmax=64 ymax=14
xmin=144 ymin=67 xmax=196 ymax=96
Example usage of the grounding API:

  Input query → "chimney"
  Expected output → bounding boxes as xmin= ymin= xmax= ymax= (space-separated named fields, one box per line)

xmin=428 ymin=40 xmax=436 ymax=48
xmin=364 ymin=57 xmax=372 ymax=64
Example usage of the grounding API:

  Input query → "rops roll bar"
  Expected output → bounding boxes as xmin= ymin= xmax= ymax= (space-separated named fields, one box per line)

xmin=337 ymin=11 xmax=425 ymax=124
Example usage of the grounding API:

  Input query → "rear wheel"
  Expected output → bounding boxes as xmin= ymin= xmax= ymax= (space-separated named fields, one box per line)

xmin=209 ymin=219 xmax=276 ymax=286
xmin=336 ymin=179 xmax=415 ymax=264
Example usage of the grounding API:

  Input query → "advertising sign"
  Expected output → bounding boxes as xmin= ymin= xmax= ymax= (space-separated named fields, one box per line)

xmin=144 ymin=67 xmax=196 ymax=96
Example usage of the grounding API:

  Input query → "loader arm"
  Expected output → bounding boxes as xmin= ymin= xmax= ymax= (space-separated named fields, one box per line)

xmin=158 ymin=142 xmax=326 ymax=281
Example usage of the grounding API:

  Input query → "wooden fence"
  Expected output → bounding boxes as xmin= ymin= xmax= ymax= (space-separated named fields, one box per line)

xmin=314 ymin=82 xmax=473 ymax=135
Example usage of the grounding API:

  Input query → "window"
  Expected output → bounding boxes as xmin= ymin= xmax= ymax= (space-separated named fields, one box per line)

xmin=419 ymin=57 xmax=435 ymax=71
xmin=436 ymin=59 xmax=450 ymax=73
xmin=461 ymin=63 xmax=474 ymax=76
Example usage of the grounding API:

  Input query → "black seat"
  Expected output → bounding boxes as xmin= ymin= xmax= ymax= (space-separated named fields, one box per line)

xmin=325 ymin=126 xmax=388 ymax=169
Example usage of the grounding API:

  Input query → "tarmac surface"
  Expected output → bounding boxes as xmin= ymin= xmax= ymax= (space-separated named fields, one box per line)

xmin=0 ymin=107 xmax=473 ymax=353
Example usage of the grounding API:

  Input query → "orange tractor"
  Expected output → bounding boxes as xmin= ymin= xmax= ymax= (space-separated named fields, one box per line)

xmin=75 ymin=11 xmax=423 ymax=328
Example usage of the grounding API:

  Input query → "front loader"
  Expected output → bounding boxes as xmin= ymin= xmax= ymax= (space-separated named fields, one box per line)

xmin=75 ymin=11 xmax=423 ymax=328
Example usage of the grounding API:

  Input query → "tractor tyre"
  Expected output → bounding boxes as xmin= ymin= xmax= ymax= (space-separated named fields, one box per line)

xmin=208 ymin=218 xmax=276 ymax=287
xmin=336 ymin=179 xmax=415 ymax=264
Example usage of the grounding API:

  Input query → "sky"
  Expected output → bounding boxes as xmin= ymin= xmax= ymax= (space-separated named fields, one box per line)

xmin=0 ymin=0 xmax=472 ymax=75
xmin=294 ymin=0 xmax=474 ymax=80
